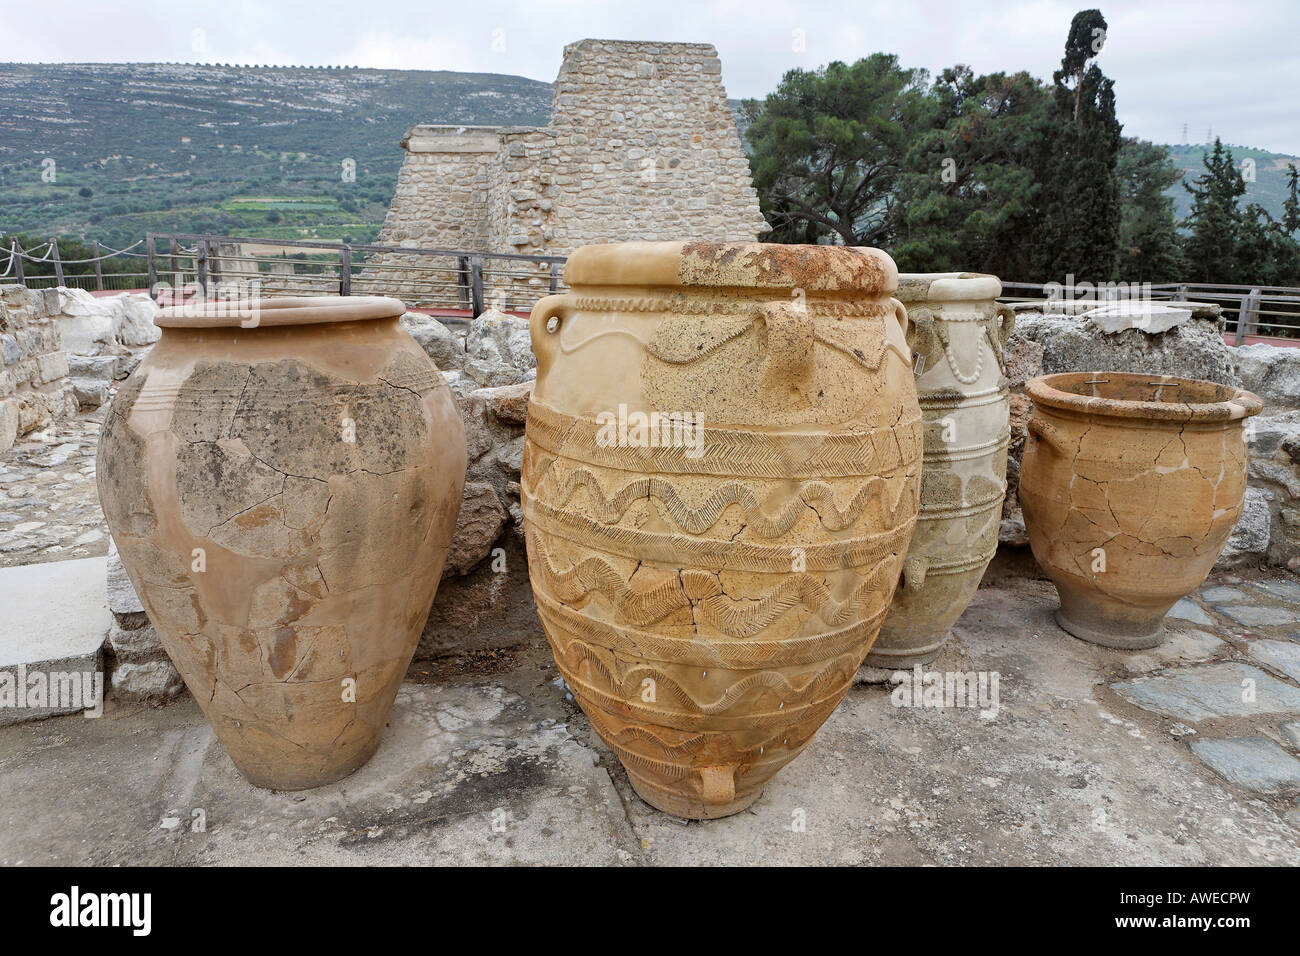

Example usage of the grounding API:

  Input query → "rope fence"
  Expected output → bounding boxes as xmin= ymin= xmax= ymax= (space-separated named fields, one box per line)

xmin=2 ymin=232 xmax=1298 ymax=342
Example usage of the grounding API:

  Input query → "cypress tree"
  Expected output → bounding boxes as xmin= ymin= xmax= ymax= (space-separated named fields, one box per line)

xmin=1031 ymin=9 xmax=1123 ymax=282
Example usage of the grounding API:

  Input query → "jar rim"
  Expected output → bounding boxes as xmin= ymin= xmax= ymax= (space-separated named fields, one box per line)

xmin=561 ymin=241 xmax=899 ymax=294
xmin=156 ymin=295 xmax=406 ymax=328
xmin=1026 ymin=371 xmax=1262 ymax=423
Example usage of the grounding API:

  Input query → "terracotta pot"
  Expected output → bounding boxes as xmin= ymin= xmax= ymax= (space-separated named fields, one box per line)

xmin=1020 ymin=371 xmax=1261 ymax=649
xmin=521 ymin=241 xmax=922 ymax=818
xmin=97 ymin=296 xmax=465 ymax=789
xmin=864 ymin=273 xmax=1012 ymax=671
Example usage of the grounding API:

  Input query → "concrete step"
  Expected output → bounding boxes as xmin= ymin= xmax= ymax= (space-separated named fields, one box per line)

xmin=0 ymin=556 xmax=108 ymax=724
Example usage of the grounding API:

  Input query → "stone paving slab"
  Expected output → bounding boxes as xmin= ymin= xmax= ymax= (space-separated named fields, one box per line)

xmin=1169 ymin=599 xmax=1215 ymax=627
xmin=1217 ymin=604 xmax=1300 ymax=629
xmin=1252 ymin=579 xmax=1300 ymax=603
xmin=1248 ymin=639 xmax=1300 ymax=684
xmin=1111 ymin=662 xmax=1300 ymax=723
xmin=1188 ymin=737 xmax=1300 ymax=792
xmin=0 ymin=555 xmax=107 ymax=725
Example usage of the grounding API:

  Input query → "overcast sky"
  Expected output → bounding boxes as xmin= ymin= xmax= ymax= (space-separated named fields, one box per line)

xmin=8 ymin=0 xmax=1298 ymax=155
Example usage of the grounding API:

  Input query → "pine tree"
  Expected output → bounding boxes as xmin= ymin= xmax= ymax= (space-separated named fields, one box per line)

xmin=744 ymin=55 xmax=929 ymax=245
xmin=893 ymin=66 xmax=1050 ymax=278
xmin=1116 ymin=138 xmax=1184 ymax=280
xmin=1181 ymin=138 xmax=1246 ymax=283
xmin=1283 ymin=162 xmax=1300 ymax=236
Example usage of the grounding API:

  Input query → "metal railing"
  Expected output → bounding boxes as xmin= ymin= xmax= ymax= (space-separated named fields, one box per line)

xmin=999 ymin=281 xmax=1300 ymax=343
xmin=5 ymin=233 xmax=1298 ymax=344
xmin=143 ymin=233 xmax=567 ymax=314
xmin=0 ymin=237 xmax=152 ymax=292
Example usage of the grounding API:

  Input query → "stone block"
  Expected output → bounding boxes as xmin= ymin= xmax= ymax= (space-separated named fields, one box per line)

xmin=1111 ymin=662 xmax=1300 ymax=722
xmin=1189 ymin=736 xmax=1300 ymax=792
xmin=0 ymin=556 xmax=110 ymax=725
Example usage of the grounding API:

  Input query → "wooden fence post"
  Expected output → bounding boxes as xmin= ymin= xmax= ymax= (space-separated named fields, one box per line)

xmin=207 ymin=237 xmax=222 ymax=292
xmin=470 ymin=255 xmax=484 ymax=317
xmin=457 ymin=255 xmax=470 ymax=310
xmin=145 ymin=236 xmax=157 ymax=299
xmin=50 ymin=240 xmax=64 ymax=288
xmin=339 ymin=245 xmax=352 ymax=296
xmin=93 ymin=240 xmax=105 ymax=291
xmin=1235 ymin=288 xmax=1261 ymax=345
xmin=196 ymin=238 xmax=209 ymax=295
xmin=12 ymin=240 xmax=23 ymax=286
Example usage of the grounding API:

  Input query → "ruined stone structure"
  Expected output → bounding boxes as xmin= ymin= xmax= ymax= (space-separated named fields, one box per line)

xmin=368 ymin=39 xmax=769 ymax=307
xmin=0 ymin=286 xmax=77 ymax=452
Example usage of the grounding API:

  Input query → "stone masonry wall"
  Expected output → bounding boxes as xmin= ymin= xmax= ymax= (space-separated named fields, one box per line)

xmin=0 ymin=285 xmax=76 ymax=452
xmin=368 ymin=39 xmax=769 ymax=307
xmin=539 ymin=39 xmax=768 ymax=250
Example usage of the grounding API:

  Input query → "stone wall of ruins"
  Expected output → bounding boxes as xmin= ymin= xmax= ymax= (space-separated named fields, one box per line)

xmin=368 ymin=39 xmax=769 ymax=307
xmin=0 ymin=286 xmax=76 ymax=452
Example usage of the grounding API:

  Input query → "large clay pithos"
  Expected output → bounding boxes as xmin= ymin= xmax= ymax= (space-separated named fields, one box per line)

xmin=1019 ymin=372 xmax=1261 ymax=648
xmin=521 ymin=241 xmax=922 ymax=818
xmin=97 ymin=296 xmax=466 ymax=789
xmin=864 ymin=273 xmax=1012 ymax=672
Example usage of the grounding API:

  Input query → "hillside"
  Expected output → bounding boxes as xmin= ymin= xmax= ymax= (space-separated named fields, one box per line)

xmin=1 ymin=63 xmax=1295 ymax=252
xmin=0 ymin=63 xmax=553 ymax=248
xmin=1165 ymin=143 xmax=1298 ymax=224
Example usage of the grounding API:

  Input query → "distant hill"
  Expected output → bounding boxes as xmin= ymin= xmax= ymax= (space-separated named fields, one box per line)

xmin=1 ymin=63 xmax=1295 ymax=251
xmin=1165 ymin=143 xmax=1298 ymax=224
xmin=0 ymin=63 xmax=553 ymax=248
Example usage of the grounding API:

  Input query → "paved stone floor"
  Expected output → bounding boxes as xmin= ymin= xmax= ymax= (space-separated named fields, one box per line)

xmin=0 ymin=409 xmax=108 ymax=569
xmin=2 ymin=573 xmax=1298 ymax=865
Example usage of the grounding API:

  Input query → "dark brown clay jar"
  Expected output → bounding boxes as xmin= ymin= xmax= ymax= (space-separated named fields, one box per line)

xmin=97 ymin=296 xmax=465 ymax=789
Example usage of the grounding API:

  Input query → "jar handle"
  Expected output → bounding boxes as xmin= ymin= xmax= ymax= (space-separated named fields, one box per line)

xmin=761 ymin=302 xmax=815 ymax=384
xmin=529 ymin=293 xmax=573 ymax=380
xmin=700 ymin=765 xmax=737 ymax=808
xmin=891 ymin=297 xmax=911 ymax=342
xmin=1028 ymin=417 xmax=1069 ymax=456
xmin=996 ymin=303 xmax=1016 ymax=343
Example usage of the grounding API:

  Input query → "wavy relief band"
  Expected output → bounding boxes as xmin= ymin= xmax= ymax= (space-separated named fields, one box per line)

xmin=684 ymin=568 xmax=895 ymax=637
xmin=525 ymin=402 xmax=923 ymax=479
xmin=523 ymin=494 xmax=917 ymax=572
xmin=526 ymin=529 xmax=689 ymax=626
xmin=533 ymin=590 xmax=890 ymax=668
xmin=583 ymin=709 xmax=822 ymax=776
xmin=561 ymin=656 xmax=853 ymax=734
xmin=527 ymin=528 xmax=903 ymax=636
xmin=552 ymin=633 xmax=863 ymax=716
xmin=645 ymin=314 xmax=889 ymax=371
xmin=540 ymin=466 xmax=905 ymax=536
xmin=583 ymin=704 xmax=822 ymax=761
xmin=569 ymin=293 xmax=895 ymax=319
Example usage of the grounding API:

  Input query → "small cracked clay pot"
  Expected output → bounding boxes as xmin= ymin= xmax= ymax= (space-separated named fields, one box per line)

xmin=864 ymin=272 xmax=1012 ymax=673
xmin=97 ymin=296 xmax=466 ymax=789
xmin=1019 ymin=371 xmax=1261 ymax=649
xmin=522 ymin=241 xmax=922 ymax=818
